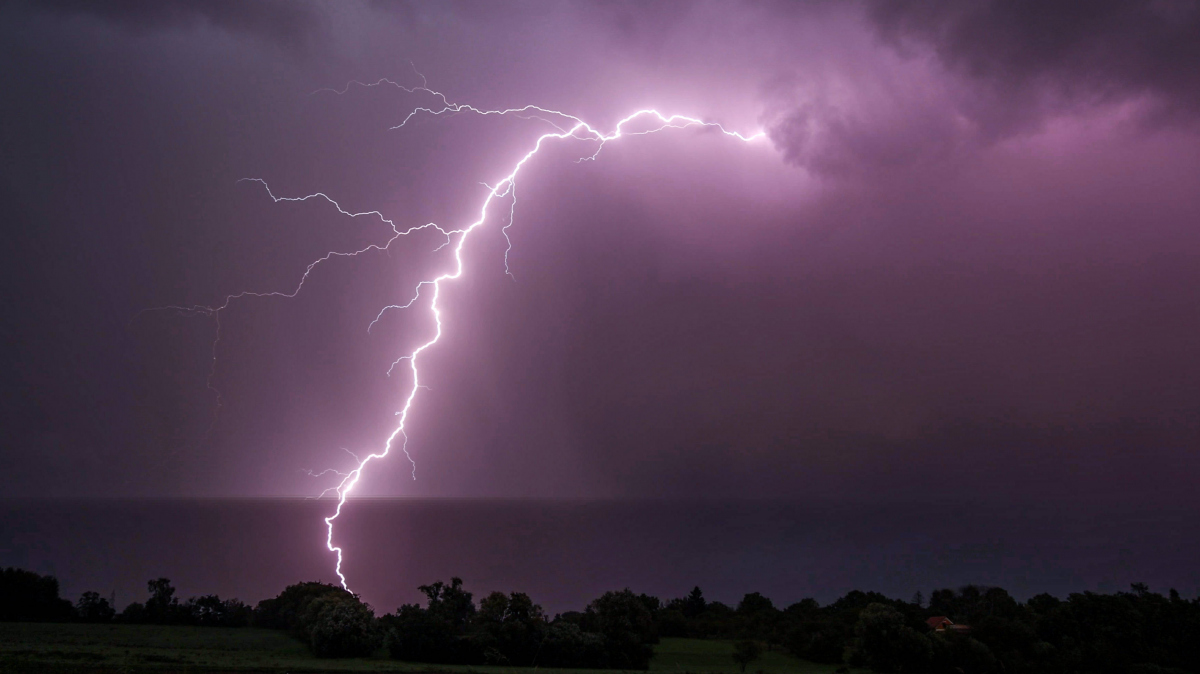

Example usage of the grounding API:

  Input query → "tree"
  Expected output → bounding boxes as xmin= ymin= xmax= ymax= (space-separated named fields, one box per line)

xmin=656 ymin=608 xmax=688 ymax=638
xmin=929 ymin=585 xmax=1019 ymax=626
xmin=911 ymin=591 xmax=924 ymax=608
xmin=0 ymin=567 xmax=75 ymax=622
xmin=663 ymin=586 xmax=706 ymax=638
xmin=384 ymin=602 xmax=448 ymax=662
xmin=539 ymin=620 xmax=609 ymax=668
xmin=475 ymin=591 xmax=547 ymax=665
xmin=186 ymin=594 xmax=251 ymax=627
xmin=255 ymin=583 xmax=379 ymax=657
xmin=850 ymin=603 xmax=932 ymax=673
xmin=253 ymin=581 xmax=350 ymax=631
xmin=738 ymin=592 xmax=776 ymax=615
xmin=683 ymin=586 xmax=707 ymax=618
xmin=583 ymin=589 xmax=658 ymax=669
xmin=384 ymin=578 xmax=481 ymax=665
xmin=477 ymin=591 xmax=509 ymax=625
xmin=119 ymin=601 xmax=146 ymax=623
xmin=732 ymin=639 xmax=763 ymax=672
xmin=737 ymin=592 xmax=782 ymax=642
xmin=419 ymin=577 xmax=476 ymax=631
xmin=303 ymin=593 xmax=380 ymax=658
xmin=144 ymin=577 xmax=185 ymax=624
xmin=930 ymin=632 xmax=998 ymax=674
xmin=693 ymin=600 xmax=736 ymax=639
xmin=76 ymin=591 xmax=115 ymax=623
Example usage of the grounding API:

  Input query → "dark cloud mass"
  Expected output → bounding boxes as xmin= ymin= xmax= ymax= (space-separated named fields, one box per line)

xmin=869 ymin=0 xmax=1200 ymax=122
xmin=1 ymin=0 xmax=1199 ymax=508
xmin=27 ymin=0 xmax=322 ymax=48
xmin=764 ymin=0 xmax=1200 ymax=174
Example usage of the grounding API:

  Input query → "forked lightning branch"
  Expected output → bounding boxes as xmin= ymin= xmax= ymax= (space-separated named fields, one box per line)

xmin=162 ymin=76 xmax=766 ymax=591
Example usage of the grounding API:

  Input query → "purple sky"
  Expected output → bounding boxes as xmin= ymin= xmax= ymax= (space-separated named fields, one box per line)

xmin=3 ymin=0 xmax=1200 ymax=505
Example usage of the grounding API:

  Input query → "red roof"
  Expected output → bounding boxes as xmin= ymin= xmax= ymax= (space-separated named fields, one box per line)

xmin=926 ymin=616 xmax=954 ymax=630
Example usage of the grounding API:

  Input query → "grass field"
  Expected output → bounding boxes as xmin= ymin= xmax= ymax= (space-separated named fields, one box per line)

xmin=0 ymin=623 xmax=850 ymax=674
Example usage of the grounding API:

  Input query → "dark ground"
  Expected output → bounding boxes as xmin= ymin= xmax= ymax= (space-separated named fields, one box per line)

xmin=0 ymin=625 xmax=841 ymax=674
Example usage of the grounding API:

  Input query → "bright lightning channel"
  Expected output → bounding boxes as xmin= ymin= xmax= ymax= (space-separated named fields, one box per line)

xmin=167 ymin=76 xmax=766 ymax=592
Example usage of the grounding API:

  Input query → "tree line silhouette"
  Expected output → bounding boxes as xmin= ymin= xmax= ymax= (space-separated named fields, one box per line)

xmin=3 ymin=566 xmax=1200 ymax=673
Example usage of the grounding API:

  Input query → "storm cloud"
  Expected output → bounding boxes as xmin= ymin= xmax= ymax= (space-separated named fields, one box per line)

xmin=2 ymin=0 xmax=1199 ymax=507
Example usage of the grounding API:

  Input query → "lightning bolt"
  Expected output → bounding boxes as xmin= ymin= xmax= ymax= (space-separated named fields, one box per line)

xmin=167 ymin=74 xmax=767 ymax=591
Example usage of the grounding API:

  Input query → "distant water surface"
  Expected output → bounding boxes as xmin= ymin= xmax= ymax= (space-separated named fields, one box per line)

xmin=1 ymin=498 xmax=1197 ymax=614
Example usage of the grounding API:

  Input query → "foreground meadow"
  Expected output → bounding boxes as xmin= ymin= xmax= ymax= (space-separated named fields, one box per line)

xmin=0 ymin=624 xmax=845 ymax=674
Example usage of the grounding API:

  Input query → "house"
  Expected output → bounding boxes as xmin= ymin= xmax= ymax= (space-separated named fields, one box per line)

xmin=927 ymin=616 xmax=954 ymax=631
xmin=926 ymin=616 xmax=971 ymax=634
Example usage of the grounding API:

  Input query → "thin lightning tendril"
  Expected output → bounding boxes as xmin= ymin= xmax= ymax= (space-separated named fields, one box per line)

xmin=143 ymin=182 xmax=458 ymax=432
xmin=301 ymin=449 xmax=361 ymax=499
xmin=164 ymin=74 xmax=767 ymax=592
